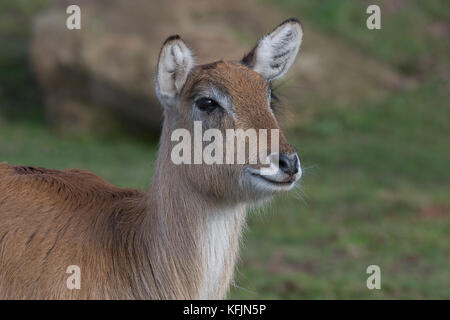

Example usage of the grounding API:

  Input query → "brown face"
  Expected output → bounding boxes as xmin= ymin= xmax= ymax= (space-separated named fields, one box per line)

xmin=171 ymin=61 xmax=301 ymax=202
xmin=155 ymin=19 xmax=304 ymax=202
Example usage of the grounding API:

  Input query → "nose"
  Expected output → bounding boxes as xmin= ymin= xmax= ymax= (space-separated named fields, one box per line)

xmin=278 ymin=153 xmax=299 ymax=176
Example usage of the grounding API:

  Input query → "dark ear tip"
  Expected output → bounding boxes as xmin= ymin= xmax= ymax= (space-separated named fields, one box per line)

xmin=163 ymin=34 xmax=181 ymax=45
xmin=278 ymin=17 xmax=302 ymax=30
xmin=283 ymin=17 xmax=300 ymax=24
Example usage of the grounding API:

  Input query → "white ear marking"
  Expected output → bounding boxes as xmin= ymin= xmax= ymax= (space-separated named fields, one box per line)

xmin=242 ymin=18 xmax=303 ymax=81
xmin=155 ymin=35 xmax=195 ymax=107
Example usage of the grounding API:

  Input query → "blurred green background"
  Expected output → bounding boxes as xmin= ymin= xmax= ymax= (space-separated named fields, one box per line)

xmin=0 ymin=0 xmax=449 ymax=299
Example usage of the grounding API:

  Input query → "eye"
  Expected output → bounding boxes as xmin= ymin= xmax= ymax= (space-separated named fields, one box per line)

xmin=195 ymin=97 xmax=220 ymax=113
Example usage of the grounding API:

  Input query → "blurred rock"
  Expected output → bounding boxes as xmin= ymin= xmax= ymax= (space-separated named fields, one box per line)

xmin=31 ymin=0 xmax=410 ymax=134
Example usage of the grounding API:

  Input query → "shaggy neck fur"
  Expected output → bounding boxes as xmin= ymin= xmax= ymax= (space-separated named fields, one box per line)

xmin=144 ymin=115 xmax=247 ymax=299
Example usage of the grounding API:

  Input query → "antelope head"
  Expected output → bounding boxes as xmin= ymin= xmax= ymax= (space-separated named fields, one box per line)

xmin=155 ymin=18 xmax=303 ymax=203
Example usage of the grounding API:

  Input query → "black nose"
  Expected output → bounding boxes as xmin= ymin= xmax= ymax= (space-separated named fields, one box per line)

xmin=278 ymin=153 xmax=299 ymax=176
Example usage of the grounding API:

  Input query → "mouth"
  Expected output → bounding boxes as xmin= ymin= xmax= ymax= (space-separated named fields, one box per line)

xmin=249 ymin=172 xmax=296 ymax=186
xmin=244 ymin=167 xmax=301 ymax=192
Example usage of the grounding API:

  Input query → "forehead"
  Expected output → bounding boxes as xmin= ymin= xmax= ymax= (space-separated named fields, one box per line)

xmin=183 ymin=61 xmax=269 ymax=99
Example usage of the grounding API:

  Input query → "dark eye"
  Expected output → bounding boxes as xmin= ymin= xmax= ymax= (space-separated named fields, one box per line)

xmin=195 ymin=97 xmax=220 ymax=113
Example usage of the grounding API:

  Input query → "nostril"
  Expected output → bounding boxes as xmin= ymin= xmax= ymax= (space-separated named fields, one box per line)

xmin=293 ymin=154 xmax=299 ymax=173
xmin=278 ymin=153 xmax=299 ymax=176
xmin=279 ymin=156 xmax=289 ymax=170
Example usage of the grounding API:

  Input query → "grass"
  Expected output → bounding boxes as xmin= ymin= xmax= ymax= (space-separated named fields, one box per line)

xmin=1 ymin=0 xmax=449 ymax=299
xmin=1 ymin=79 xmax=448 ymax=299
xmin=229 ymin=0 xmax=450 ymax=299
xmin=230 ymin=80 xmax=450 ymax=299
xmin=0 ymin=120 xmax=157 ymax=190
xmin=259 ymin=0 xmax=450 ymax=75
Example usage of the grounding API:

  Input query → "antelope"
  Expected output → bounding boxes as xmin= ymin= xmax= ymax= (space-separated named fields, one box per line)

xmin=0 ymin=18 xmax=303 ymax=299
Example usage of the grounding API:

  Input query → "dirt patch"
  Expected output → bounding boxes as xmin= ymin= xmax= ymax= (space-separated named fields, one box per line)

xmin=420 ymin=204 xmax=450 ymax=220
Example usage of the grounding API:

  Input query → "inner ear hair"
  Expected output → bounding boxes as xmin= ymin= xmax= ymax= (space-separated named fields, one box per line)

xmin=155 ymin=35 xmax=195 ymax=106
xmin=241 ymin=18 xmax=303 ymax=81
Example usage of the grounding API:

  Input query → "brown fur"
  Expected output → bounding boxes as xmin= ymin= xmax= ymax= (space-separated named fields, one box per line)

xmin=0 ymin=161 xmax=208 ymax=299
xmin=0 ymin=51 xmax=298 ymax=299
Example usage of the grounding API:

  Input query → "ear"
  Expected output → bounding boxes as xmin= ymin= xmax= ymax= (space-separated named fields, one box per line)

xmin=241 ymin=18 xmax=303 ymax=81
xmin=155 ymin=35 xmax=195 ymax=107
